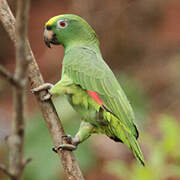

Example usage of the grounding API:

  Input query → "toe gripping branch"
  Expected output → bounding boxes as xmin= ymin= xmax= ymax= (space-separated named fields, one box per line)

xmin=31 ymin=83 xmax=54 ymax=101
xmin=52 ymin=135 xmax=80 ymax=153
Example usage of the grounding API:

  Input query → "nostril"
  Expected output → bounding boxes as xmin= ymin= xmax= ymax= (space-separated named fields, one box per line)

xmin=46 ymin=25 xmax=52 ymax=30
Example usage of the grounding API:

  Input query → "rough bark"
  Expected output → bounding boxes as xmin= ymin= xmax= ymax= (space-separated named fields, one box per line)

xmin=8 ymin=0 xmax=30 ymax=179
xmin=0 ymin=65 xmax=21 ymax=88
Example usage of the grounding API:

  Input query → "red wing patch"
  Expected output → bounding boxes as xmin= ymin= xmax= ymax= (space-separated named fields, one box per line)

xmin=87 ymin=90 xmax=113 ymax=114
xmin=87 ymin=90 xmax=103 ymax=105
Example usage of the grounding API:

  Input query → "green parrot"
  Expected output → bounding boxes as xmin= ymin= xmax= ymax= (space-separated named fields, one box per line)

xmin=32 ymin=14 xmax=145 ymax=166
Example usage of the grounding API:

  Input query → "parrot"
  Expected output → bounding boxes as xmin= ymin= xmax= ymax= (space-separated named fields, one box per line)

xmin=32 ymin=14 xmax=145 ymax=166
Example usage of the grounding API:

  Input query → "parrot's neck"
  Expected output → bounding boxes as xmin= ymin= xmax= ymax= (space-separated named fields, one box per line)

xmin=64 ymin=41 xmax=100 ymax=54
xmin=63 ymin=31 xmax=100 ymax=53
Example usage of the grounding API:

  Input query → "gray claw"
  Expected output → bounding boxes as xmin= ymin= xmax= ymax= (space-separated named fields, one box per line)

xmin=53 ymin=144 xmax=77 ymax=152
xmin=58 ymin=144 xmax=77 ymax=151
xmin=41 ymin=93 xmax=52 ymax=101
xmin=52 ymin=135 xmax=80 ymax=153
xmin=31 ymin=83 xmax=54 ymax=93
xmin=52 ymin=144 xmax=77 ymax=152
xmin=31 ymin=83 xmax=53 ymax=101
xmin=62 ymin=135 xmax=73 ymax=144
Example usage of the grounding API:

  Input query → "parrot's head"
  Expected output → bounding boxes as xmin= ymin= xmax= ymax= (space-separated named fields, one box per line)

xmin=44 ymin=14 xmax=99 ymax=48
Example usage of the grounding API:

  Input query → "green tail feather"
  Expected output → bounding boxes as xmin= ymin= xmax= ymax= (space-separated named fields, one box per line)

xmin=105 ymin=111 xmax=145 ymax=166
xmin=126 ymin=133 xmax=145 ymax=166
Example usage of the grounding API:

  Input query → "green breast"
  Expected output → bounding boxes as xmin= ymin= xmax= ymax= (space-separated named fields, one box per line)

xmin=64 ymin=83 xmax=104 ymax=126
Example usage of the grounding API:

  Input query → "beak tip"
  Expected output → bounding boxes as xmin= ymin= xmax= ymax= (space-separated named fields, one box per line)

xmin=44 ymin=38 xmax=51 ymax=48
xmin=44 ymin=29 xmax=59 ymax=48
xmin=47 ymin=44 xmax=51 ymax=48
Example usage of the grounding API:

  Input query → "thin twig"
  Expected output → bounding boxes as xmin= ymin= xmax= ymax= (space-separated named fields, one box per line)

xmin=0 ymin=65 xmax=22 ymax=88
xmin=0 ymin=164 xmax=14 ymax=179
xmin=22 ymin=158 xmax=32 ymax=170
xmin=0 ymin=1 xmax=84 ymax=179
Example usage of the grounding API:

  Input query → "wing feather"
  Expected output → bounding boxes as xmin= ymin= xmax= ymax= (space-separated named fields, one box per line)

xmin=63 ymin=47 xmax=137 ymax=137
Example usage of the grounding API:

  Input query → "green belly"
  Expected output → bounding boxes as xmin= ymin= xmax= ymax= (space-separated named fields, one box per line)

xmin=64 ymin=84 xmax=121 ymax=139
xmin=65 ymin=93 xmax=102 ymax=126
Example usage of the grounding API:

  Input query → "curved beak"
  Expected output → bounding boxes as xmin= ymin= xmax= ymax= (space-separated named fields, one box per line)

xmin=44 ymin=28 xmax=52 ymax=48
xmin=44 ymin=28 xmax=60 ymax=48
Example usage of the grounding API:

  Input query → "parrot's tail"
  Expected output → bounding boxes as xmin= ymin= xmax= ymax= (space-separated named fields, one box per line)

xmin=110 ymin=121 xmax=145 ymax=166
xmin=111 ymin=125 xmax=145 ymax=166
xmin=103 ymin=108 xmax=145 ymax=165
xmin=126 ymin=133 xmax=145 ymax=166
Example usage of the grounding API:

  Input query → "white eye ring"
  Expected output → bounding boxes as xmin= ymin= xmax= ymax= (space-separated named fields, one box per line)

xmin=57 ymin=20 xmax=68 ymax=29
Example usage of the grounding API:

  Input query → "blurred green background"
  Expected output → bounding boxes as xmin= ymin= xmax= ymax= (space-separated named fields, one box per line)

xmin=0 ymin=0 xmax=180 ymax=179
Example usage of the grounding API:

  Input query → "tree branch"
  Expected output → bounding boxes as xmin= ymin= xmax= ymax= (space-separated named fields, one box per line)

xmin=0 ymin=1 xmax=84 ymax=179
xmin=22 ymin=158 xmax=32 ymax=170
xmin=0 ymin=65 xmax=21 ymax=88
xmin=0 ymin=164 xmax=14 ymax=179
xmin=6 ymin=0 xmax=30 ymax=179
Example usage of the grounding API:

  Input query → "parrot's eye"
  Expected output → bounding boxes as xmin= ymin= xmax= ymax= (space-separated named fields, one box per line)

xmin=57 ymin=20 xmax=68 ymax=29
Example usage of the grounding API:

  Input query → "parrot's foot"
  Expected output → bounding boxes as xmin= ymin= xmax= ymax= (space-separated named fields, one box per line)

xmin=52 ymin=135 xmax=80 ymax=152
xmin=52 ymin=144 xmax=77 ymax=152
xmin=41 ymin=93 xmax=52 ymax=101
xmin=31 ymin=83 xmax=54 ymax=93
xmin=31 ymin=83 xmax=53 ymax=101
